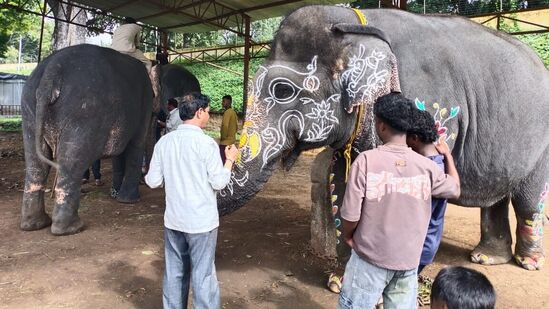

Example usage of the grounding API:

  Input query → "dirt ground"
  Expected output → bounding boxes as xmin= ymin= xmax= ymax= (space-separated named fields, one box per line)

xmin=0 ymin=131 xmax=548 ymax=309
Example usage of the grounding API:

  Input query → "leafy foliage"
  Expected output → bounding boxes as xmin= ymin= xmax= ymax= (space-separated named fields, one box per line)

xmin=0 ymin=117 xmax=22 ymax=132
xmin=177 ymin=57 xmax=266 ymax=114
xmin=0 ymin=1 xmax=53 ymax=62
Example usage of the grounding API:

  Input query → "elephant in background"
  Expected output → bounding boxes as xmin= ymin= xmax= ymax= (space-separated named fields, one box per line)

xmin=21 ymin=44 xmax=153 ymax=235
xmin=138 ymin=63 xmax=201 ymax=176
xmin=217 ymin=5 xmax=549 ymax=274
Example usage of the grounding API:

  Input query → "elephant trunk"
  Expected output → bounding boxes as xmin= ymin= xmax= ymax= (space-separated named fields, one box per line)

xmin=217 ymin=154 xmax=279 ymax=216
xmin=217 ymin=115 xmax=288 ymax=215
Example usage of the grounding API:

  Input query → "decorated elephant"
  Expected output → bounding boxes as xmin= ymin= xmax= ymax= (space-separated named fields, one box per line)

xmin=21 ymin=44 xmax=154 ymax=235
xmin=217 ymin=5 xmax=549 ymax=275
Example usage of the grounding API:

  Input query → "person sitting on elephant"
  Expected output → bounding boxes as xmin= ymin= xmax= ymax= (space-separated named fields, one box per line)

xmin=165 ymin=98 xmax=182 ymax=133
xmin=431 ymin=266 xmax=496 ymax=309
xmin=338 ymin=93 xmax=460 ymax=309
xmin=406 ymin=107 xmax=452 ymax=275
xmin=144 ymin=93 xmax=239 ymax=309
xmin=111 ymin=17 xmax=152 ymax=72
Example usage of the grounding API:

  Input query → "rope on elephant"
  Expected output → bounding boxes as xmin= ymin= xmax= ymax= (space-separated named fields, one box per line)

xmin=351 ymin=8 xmax=367 ymax=25
xmin=343 ymin=103 xmax=364 ymax=183
xmin=417 ymin=274 xmax=433 ymax=307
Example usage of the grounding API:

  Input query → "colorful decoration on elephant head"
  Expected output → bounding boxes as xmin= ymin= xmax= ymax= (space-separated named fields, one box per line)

xmin=238 ymin=123 xmax=262 ymax=164
xmin=414 ymin=98 xmax=460 ymax=142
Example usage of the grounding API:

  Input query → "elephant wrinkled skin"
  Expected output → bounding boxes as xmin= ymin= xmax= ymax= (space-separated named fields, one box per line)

xmin=217 ymin=6 xmax=549 ymax=271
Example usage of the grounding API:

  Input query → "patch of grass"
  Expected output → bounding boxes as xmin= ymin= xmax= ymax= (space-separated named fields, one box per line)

xmin=204 ymin=130 xmax=240 ymax=141
xmin=0 ymin=117 xmax=22 ymax=132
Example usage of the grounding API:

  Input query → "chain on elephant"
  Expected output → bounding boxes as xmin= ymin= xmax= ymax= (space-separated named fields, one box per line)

xmin=325 ymin=148 xmax=354 ymax=293
xmin=515 ymin=183 xmax=548 ymax=270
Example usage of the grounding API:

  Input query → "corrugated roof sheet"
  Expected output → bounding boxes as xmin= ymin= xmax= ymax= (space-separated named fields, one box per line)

xmin=72 ymin=0 xmax=343 ymax=33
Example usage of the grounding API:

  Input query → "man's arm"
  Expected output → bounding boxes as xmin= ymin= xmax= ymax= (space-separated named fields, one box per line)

xmin=432 ymin=138 xmax=461 ymax=199
xmin=144 ymin=144 xmax=163 ymax=188
xmin=204 ymin=139 xmax=234 ymax=190
xmin=342 ymin=220 xmax=358 ymax=249
xmin=229 ymin=110 xmax=238 ymax=140
xmin=436 ymin=139 xmax=460 ymax=186
xmin=340 ymin=154 xmax=367 ymax=248
xmin=220 ymin=111 xmax=229 ymax=141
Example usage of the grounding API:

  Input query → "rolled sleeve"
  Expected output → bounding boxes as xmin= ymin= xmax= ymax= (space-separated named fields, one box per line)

xmin=340 ymin=154 xmax=367 ymax=222
xmin=204 ymin=139 xmax=231 ymax=190
xmin=431 ymin=167 xmax=460 ymax=200
xmin=145 ymin=143 xmax=164 ymax=188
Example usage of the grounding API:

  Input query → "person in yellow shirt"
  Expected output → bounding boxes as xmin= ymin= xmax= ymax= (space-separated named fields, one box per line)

xmin=219 ymin=95 xmax=238 ymax=163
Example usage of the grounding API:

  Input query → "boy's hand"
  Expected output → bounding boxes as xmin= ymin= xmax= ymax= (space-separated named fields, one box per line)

xmin=344 ymin=237 xmax=354 ymax=249
xmin=225 ymin=144 xmax=239 ymax=162
xmin=435 ymin=137 xmax=451 ymax=156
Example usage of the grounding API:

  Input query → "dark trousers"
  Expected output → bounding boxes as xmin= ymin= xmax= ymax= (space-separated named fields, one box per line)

xmin=219 ymin=145 xmax=226 ymax=164
xmin=83 ymin=159 xmax=101 ymax=180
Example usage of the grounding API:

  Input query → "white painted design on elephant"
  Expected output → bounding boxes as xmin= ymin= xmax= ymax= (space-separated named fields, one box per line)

xmin=260 ymin=56 xmax=320 ymax=114
xmin=341 ymin=45 xmax=389 ymax=110
xmin=262 ymin=110 xmax=305 ymax=168
xmin=219 ymin=170 xmax=249 ymax=197
xmin=304 ymin=94 xmax=341 ymax=142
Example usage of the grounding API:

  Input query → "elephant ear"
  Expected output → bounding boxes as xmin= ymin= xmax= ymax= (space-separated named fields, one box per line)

xmin=332 ymin=24 xmax=401 ymax=113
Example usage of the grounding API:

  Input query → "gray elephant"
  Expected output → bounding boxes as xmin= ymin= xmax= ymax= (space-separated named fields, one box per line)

xmin=21 ymin=44 xmax=153 ymax=235
xmin=123 ymin=63 xmax=201 ymax=195
xmin=217 ymin=5 xmax=549 ymax=274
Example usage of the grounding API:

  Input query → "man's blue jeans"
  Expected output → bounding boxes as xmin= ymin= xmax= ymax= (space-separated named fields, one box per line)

xmin=339 ymin=250 xmax=418 ymax=309
xmin=163 ymin=227 xmax=220 ymax=309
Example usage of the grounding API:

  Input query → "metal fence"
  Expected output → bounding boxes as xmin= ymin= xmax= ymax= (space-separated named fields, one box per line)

xmin=0 ymin=105 xmax=22 ymax=117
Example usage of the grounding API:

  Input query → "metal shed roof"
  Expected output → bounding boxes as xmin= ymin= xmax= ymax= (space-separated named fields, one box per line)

xmin=72 ymin=0 xmax=343 ymax=33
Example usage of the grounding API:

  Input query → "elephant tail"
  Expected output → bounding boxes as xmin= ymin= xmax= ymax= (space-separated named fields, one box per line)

xmin=34 ymin=62 xmax=61 ymax=170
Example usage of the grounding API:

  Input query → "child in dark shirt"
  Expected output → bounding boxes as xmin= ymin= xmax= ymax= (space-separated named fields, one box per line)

xmin=406 ymin=106 xmax=451 ymax=273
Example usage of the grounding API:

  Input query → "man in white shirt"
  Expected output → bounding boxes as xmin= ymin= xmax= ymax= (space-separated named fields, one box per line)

xmin=145 ymin=92 xmax=239 ymax=309
xmin=111 ymin=17 xmax=152 ymax=72
xmin=165 ymin=98 xmax=182 ymax=133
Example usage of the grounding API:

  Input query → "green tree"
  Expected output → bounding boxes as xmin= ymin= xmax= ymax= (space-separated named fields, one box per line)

xmin=0 ymin=1 xmax=39 ymax=59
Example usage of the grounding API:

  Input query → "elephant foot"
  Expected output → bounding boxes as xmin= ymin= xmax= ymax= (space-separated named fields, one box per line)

xmin=514 ymin=254 xmax=545 ymax=271
xmin=327 ymin=273 xmax=342 ymax=294
xmin=51 ymin=216 xmax=85 ymax=236
xmin=114 ymin=187 xmax=140 ymax=204
xmin=470 ymin=243 xmax=512 ymax=265
xmin=20 ymin=212 xmax=52 ymax=231
xmin=116 ymin=196 xmax=140 ymax=204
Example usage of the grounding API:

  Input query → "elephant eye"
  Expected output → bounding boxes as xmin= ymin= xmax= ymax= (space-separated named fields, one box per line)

xmin=270 ymin=79 xmax=298 ymax=104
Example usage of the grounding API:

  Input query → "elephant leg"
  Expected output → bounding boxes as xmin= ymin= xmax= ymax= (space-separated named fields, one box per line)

xmin=511 ymin=170 xmax=548 ymax=270
xmin=21 ymin=142 xmax=52 ymax=231
xmin=111 ymin=155 xmax=125 ymax=198
xmin=470 ymin=196 xmax=513 ymax=265
xmin=49 ymin=140 xmax=100 ymax=235
xmin=116 ymin=141 xmax=143 ymax=203
xmin=50 ymin=165 xmax=89 ymax=236
xmin=310 ymin=148 xmax=337 ymax=258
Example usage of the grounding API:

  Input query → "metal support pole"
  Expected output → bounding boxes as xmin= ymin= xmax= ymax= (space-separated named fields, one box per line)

xmin=242 ymin=14 xmax=251 ymax=118
xmin=162 ymin=31 xmax=168 ymax=54
xmin=37 ymin=0 xmax=47 ymax=63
